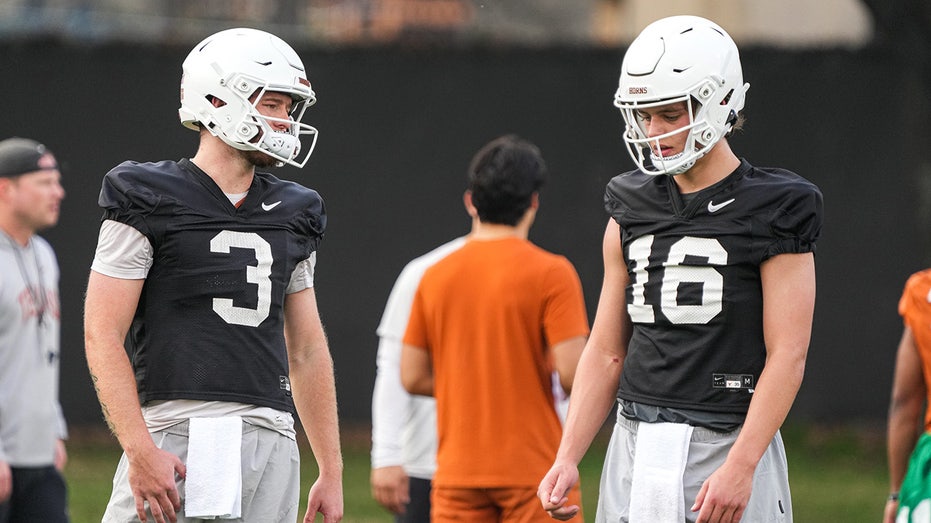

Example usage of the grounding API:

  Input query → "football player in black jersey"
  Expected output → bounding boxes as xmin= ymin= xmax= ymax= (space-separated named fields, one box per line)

xmin=84 ymin=28 xmax=343 ymax=523
xmin=539 ymin=15 xmax=822 ymax=523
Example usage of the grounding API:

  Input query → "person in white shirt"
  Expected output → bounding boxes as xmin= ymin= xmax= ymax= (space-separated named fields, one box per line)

xmin=371 ymin=238 xmax=467 ymax=522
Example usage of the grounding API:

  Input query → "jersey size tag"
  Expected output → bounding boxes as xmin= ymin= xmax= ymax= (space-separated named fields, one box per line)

xmin=712 ymin=373 xmax=754 ymax=392
xmin=279 ymin=376 xmax=292 ymax=396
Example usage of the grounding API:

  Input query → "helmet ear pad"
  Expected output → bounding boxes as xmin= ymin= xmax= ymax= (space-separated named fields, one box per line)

xmin=178 ymin=28 xmax=319 ymax=168
xmin=613 ymin=15 xmax=749 ymax=175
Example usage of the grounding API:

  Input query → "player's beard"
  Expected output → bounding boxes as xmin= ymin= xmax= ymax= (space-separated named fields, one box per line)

xmin=240 ymin=148 xmax=280 ymax=168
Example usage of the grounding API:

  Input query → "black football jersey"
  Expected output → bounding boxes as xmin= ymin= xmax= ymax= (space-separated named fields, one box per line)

xmin=98 ymin=159 xmax=326 ymax=413
xmin=605 ymin=159 xmax=822 ymax=415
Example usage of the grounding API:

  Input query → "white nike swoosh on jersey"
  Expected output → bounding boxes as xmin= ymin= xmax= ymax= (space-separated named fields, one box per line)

xmin=262 ymin=201 xmax=282 ymax=211
xmin=707 ymin=198 xmax=735 ymax=213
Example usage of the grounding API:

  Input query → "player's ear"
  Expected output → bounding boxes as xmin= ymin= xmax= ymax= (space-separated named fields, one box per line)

xmin=207 ymin=94 xmax=227 ymax=108
xmin=0 ymin=177 xmax=12 ymax=200
xmin=463 ymin=190 xmax=478 ymax=218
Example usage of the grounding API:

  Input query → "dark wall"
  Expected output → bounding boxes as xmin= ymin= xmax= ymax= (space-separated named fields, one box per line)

xmin=0 ymin=41 xmax=922 ymax=427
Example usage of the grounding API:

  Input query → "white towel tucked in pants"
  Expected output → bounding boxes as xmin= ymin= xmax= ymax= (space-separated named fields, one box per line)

xmin=185 ymin=416 xmax=243 ymax=519
xmin=628 ymin=421 xmax=693 ymax=522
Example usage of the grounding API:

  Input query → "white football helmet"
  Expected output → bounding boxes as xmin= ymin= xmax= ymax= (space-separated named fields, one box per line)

xmin=614 ymin=15 xmax=749 ymax=175
xmin=179 ymin=27 xmax=318 ymax=168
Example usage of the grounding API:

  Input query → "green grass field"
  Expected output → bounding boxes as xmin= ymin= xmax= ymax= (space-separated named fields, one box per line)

xmin=64 ymin=422 xmax=887 ymax=522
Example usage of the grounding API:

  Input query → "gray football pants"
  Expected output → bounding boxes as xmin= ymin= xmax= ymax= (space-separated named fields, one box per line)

xmin=596 ymin=414 xmax=792 ymax=523
xmin=102 ymin=419 xmax=300 ymax=523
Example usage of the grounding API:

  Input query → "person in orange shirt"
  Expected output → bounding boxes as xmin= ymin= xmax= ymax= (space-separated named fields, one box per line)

xmin=400 ymin=134 xmax=589 ymax=522
xmin=885 ymin=269 xmax=931 ymax=522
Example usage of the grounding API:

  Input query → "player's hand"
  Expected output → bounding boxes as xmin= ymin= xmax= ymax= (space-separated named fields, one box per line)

xmin=127 ymin=445 xmax=185 ymax=523
xmin=54 ymin=439 xmax=68 ymax=471
xmin=691 ymin=459 xmax=754 ymax=523
xmin=303 ymin=473 xmax=344 ymax=523
xmin=538 ymin=462 xmax=581 ymax=520
xmin=370 ymin=465 xmax=409 ymax=514
xmin=0 ymin=460 xmax=11 ymax=503
xmin=883 ymin=498 xmax=899 ymax=523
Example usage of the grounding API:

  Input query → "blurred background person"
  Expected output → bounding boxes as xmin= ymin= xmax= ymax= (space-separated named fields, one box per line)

xmin=372 ymin=222 xmax=578 ymax=522
xmin=0 ymin=137 xmax=68 ymax=523
xmin=371 ymin=236 xmax=465 ymax=522
xmin=401 ymin=135 xmax=589 ymax=522
xmin=885 ymin=269 xmax=931 ymax=522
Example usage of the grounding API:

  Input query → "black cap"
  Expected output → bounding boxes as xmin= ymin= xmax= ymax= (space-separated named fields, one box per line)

xmin=0 ymin=138 xmax=59 ymax=178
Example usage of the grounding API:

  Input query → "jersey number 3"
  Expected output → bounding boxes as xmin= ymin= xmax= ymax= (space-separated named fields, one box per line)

xmin=627 ymin=235 xmax=727 ymax=324
xmin=210 ymin=230 xmax=273 ymax=327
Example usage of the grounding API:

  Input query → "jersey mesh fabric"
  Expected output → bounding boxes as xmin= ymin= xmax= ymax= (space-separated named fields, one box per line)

xmin=899 ymin=270 xmax=931 ymax=432
xmin=404 ymin=237 xmax=589 ymax=488
xmin=605 ymin=159 xmax=822 ymax=415
xmin=96 ymin=159 xmax=325 ymax=413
